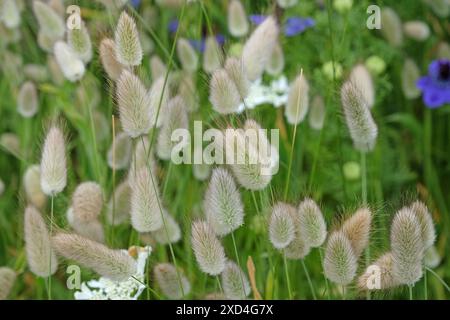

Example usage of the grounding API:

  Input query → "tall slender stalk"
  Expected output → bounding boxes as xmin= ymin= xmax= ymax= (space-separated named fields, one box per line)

xmin=361 ymin=151 xmax=371 ymax=300
xmin=48 ymin=195 xmax=54 ymax=300
xmin=283 ymin=252 xmax=293 ymax=299
xmin=409 ymin=285 xmax=413 ymax=300
xmin=301 ymin=259 xmax=317 ymax=300
xmin=231 ymin=232 xmax=247 ymax=299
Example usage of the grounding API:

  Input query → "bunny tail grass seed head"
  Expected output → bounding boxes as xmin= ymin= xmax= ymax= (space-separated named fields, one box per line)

xmin=32 ymin=0 xmax=65 ymax=40
xmin=401 ymin=58 xmax=421 ymax=99
xmin=341 ymin=207 xmax=372 ymax=257
xmin=269 ymin=202 xmax=296 ymax=249
xmin=403 ymin=21 xmax=430 ymax=42
xmin=204 ymin=167 xmax=244 ymax=236
xmin=228 ymin=0 xmax=249 ymax=37
xmin=324 ymin=231 xmax=357 ymax=285
xmin=24 ymin=206 xmax=58 ymax=277
xmin=242 ymin=15 xmax=279 ymax=81
xmin=154 ymin=263 xmax=191 ymax=299
xmin=0 ymin=267 xmax=16 ymax=300
xmin=67 ymin=208 xmax=105 ymax=243
xmin=298 ymin=198 xmax=327 ymax=248
xmin=410 ymin=201 xmax=436 ymax=250
xmin=380 ymin=7 xmax=403 ymax=47
xmin=100 ymin=38 xmax=124 ymax=81
xmin=150 ymin=55 xmax=167 ymax=80
xmin=107 ymin=131 xmax=132 ymax=170
xmin=130 ymin=166 xmax=163 ymax=232
xmin=358 ymin=252 xmax=399 ymax=291
xmin=390 ymin=207 xmax=424 ymax=286
xmin=156 ymin=96 xmax=189 ymax=160
xmin=349 ymin=64 xmax=375 ymax=109
xmin=152 ymin=210 xmax=181 ymax=245
xmin=54 ymin=41 xmax=85 ymax=82
xmin=285 ymin=72 xmax=310 ymax=125
xmin=177 ymin=38 xmax=198 ymax=73
xmin=309 ymin=95 xmax=325 ymax=130
xmin=24 ymin=164 xmax=47 ymax=209
xmin=282 ymin=203 xmax=311 ymax=259
xmin=191 ymin=220 xmax=226 ymax=276
xmin=209 ymin=68 xmax=241 ymax=114
xmin=203 ymin=36 xmax=222 ymax=74
xmin=424 ymin=246 xmax=441 ymax=269
xmin=266 ymin=42 xmax=285 ymax=76
xmin=116 ymin=70 xmax=152 ymax=138
xmin=107 ymin=179 xmax=131 ymax=226
xmin=68 ymin=21 xmax=92 ymax=64
xmin=128 ymin=136 xmax=158 ymax=182
xmin=40 ymin=125 xmax=66 ymax=196
xmin=114 ymin=11 xmax=142 ymax=67
xmin=340 ymin=81 xmax=378 ymax=152
xmin=52 ymin=233 xmax=136 ymax=281
xmin=1 ymin=0 xmax=21 ymax=29
xmin=178 ymin=74 xmax=199 ymax=112
xmin=17 ymin=81 xmax=38 ymax=118
xmin=148 ymin=76 xmax=170 ymax=127
xmin=277 ymin=0 xmax=298 ymax=8
xmin=71 ymin=181 xmax=103 ymax=222
xmin=222 ymin=261 xmax=251 ymax=300
xmin=224 ymin=56 xmax=250 ymax=99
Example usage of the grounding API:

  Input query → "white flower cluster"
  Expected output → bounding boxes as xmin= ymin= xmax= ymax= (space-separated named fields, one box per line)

xmin=74 ymin=246 xmax=151 ymax=300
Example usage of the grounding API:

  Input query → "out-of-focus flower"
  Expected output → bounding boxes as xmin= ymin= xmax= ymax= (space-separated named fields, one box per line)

xmin=168 ymin=19 xmax=179 ymax=33
xmin=189 ymin=35 xmax=225 ymax=53
xmin=322 ymin=61 xmax=343 ymax=80
xmin=417 ymin=59 xmax=450 ymax=108
xmin=365 ymin=55 xmax=386 ymax=75
xmin=74 ymin=246 xmax=151 ymax=300
xmin=343 ymin=161 xmax=360 ymax=181
xmin=333 ymin=0 xmax=353 ymax=13
xmin=130 ymin=0 xmax=141 ymax=7
xmin=250 ymin=15 xmax=315 ymax=36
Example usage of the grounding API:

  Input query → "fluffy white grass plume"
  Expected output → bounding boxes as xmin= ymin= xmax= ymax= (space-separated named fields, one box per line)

xmin=0 ymin=132 xmax=20 ymax=156
xmin=148 ymin=76 xmax=170 ymax=127
xmin=68 ymin=21 xmax=92 ymax=63
xmin=358 ymin=252 xmax=399 ymax=291
xmin=403 ymin=21 xmax=430 ymax=41
xmin=0 ymin=0 xmax=21 ymax=29
xmin=323 ymin=231 xmax=357 ymax=285
xmin=107 ymin=131 xmax=132 ymax=170
xmin=99 ymin=38 xmax=124 ymax=81
xmin=24 ymin=206 xmax=58 ymax=277
xmin=116 ymin=70 xmax=151 ymax=138
xmin=193 ymin=163 xmax=212 ymax=181
xmin=96 ymin=0 xmax=128 ymax=9
xmin=269 ymin=202 xmax=296 ymax=249
xmin=178 ymin=74 xmax=199 ymax=112
xmin=37 ymin=30 xmax=58 ymax=53
xmin=380 ymin=7 xmax=403 ymax=47
xmin=424 ymin=246 xmax=441 ymax=269
xmin=17 ymin=81 xmax=38 ymax=118
xmin=157 ymin=96 xmax=189 ymax=160
xmin=224 ymin=56 xmax=250 ymax=99
xmin=130 ymin=166 xmax=163 ymax=232
xmin=349 ymin=64 xmax=375 ymax=109
xmin=401 ymin=58 xmax=421 ymax=99
xmin=285 ymin=72 xmax=309 ymax=125
xmin=204 ymin=167 xmax=244 ymax=236
xmin=227 ymin=0 xmax=249 ymax=37
xmin=152 ymin=210 xmax=181 ymax=245
xmin=209 ymin=68 xmax=241 ymax=114
xmin=277 ymin=0 xmax=298 ymax=8
xmin=71 ymin=182 xmax=103 ymax=222
xmin=0 ymin=267 xmax=16 ymax=300
xmin=150 ymin=55 xmax=167 ymax=80
xmin=265 ymin=42 xmax=284 ymax=76
xmin=191 ymin=220 xmax=226 ymax=276
xmin=154 ymin=263 xmax=191 ymax=299
xmin=23 ymin=64 xmax=49 ymax=83
xmin=23 ymin=164 xmax=47 ymax=209
xmin=410 ymin=200 xmax=435 ymax=250
xmin=203 ymin=36 xmax=222 ymax=74
xmin=32 ymin=0 xmax=65 ymax=40
xmin=341 ymin=208 xmax=372 ymax=257
xmin=106 ymin=179 xmax=131 ymax=225
xmin=40 ymin=125 xmax=66 ymax=196
xmin=67 ymin=207 xmax=105 ymax=243
xmin=340 ymin=81 xmax=378 ymax=152
xmin=390 ymin=207 xmax=424 ymax=286
xmin=280 ymin=203 xmax=311 ymax=259
xmin=128 ymin=136 xmax=158 ymax=182
xmin=47 ymin=55 xmax=65 ymax=85
xmin=241 ymin=16 xmax=279 ymax=81
xmin=298 ymin=198 xmax=327 ymax=248
xmin=221 ymin=261 xmax=251 ymax=300
xmin=114 ymin=11 xmax=142 ymax=67
xmin=54 ymin=41 xmax=85 ymax=82
xmin=52 ymin=233 xmax=137 ymax=281
xmin=309 ymin=95 xmax=325 ymax=130
xmin=177 ymin=38 xmax=198 ymax=72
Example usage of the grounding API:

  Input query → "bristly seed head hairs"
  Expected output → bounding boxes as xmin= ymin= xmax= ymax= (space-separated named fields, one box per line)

xmin=154 ymin=263 xmax=191 ymax=299
xmin=114 ymin=11 xmax=143 ymax=67
xmin=285 ymin=72 xmax=310 ymax=125
xmin=0 ymin=267 xmax=16 ymax=300
xmin=71 ymin=181 xmax=103 ymax=223
xmin=409 ymin=200 xmax=436 ymax=250
xmin=227 ymin=0 xmax=249 ymax=38
xmin=209 ymin=68 xmax=241 ymax=114
xmin=269 ymin=202 xmax=296 ymax=249
xmin=221 ymin=261 xmax=251 ymax=300
xmin=298 ymin=198 xmax=327 ymax=248
xmin=99 ymin=38 xmax=124 ymax=81
xmin=323 ymin=231 xmax=357 ymax=285
xmin=341 ymin=207 xmax=372 ymax=258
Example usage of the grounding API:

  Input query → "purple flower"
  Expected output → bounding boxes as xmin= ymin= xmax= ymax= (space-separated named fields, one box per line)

xmin=417 ymin=59 xmax=450 ymax=108
xmin=249 ymin=14 xmax=315 ymax=36
xmin=284 ymin=17 xmax=315 ymax=37
xmin=168 ymin=19 xmax=179 ymax=33
xmin=130 ymin=0 xmax=141 ymax=7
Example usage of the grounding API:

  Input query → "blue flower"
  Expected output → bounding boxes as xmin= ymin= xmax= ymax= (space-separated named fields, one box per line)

xmin=168 ymin=19 xmax=179 ymax=33
xmin=249 ymin=15 xmax=315 ymax=36
xmin=417 ymin=59 xmax=450 ymax=108
xmin=130 ymin=0 xmax=141 ymax=8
